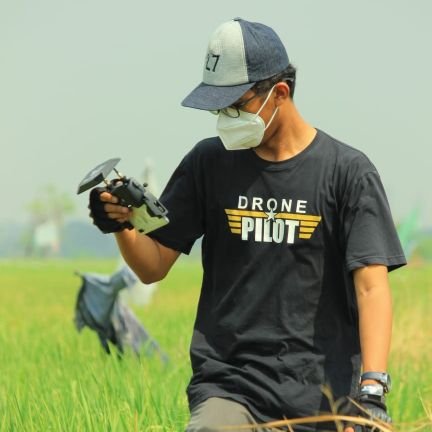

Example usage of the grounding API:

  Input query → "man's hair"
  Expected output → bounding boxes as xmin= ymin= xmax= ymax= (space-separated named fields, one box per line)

xmin=252 ymin=64 xmax=297 ymax=99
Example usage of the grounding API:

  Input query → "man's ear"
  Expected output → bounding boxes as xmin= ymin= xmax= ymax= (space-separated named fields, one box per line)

xmin=274 ymin=82 xmax=290 ymax=105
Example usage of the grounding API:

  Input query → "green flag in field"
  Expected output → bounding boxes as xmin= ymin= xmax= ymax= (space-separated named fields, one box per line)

xmin=397 ymin=207 xmax=420 ymax=259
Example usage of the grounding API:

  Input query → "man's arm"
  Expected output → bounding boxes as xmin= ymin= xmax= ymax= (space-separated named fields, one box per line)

xmin=115 ymin=229 xmax=180 ymax=284
xmin=101 ymin=190 xmax=181 ymax=284
xmin=353 ymin=264 xmax=392 ymax=380
xmin=343 ymin=265 xmax=393 ymax=432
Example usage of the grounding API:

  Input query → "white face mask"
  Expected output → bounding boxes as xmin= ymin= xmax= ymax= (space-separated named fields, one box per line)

xmin=216 ymin=86 xmax=278 ymax=151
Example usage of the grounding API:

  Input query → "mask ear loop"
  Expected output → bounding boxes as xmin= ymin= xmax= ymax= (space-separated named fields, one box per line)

xmin=264 ymin=106 xmax=279 ymax=131
xmin=254 ymin=85 xmax=279 ymax=130
xmin=255 ymin=85 xmax=276 ymax=117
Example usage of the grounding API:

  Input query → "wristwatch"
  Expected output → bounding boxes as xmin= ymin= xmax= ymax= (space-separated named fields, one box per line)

xmin=359 ymin=384 xmax=384 ymax=398
xmin=360 ymin=371 xmax=392 ymax=393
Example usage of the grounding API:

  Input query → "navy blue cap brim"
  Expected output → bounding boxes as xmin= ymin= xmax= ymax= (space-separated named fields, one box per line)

xmin=181 ymin=81 xmax=255 ymax=111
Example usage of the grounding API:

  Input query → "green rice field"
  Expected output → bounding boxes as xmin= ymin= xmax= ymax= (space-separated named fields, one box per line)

xmin=0 ymin=258 xmax=431 ymax=431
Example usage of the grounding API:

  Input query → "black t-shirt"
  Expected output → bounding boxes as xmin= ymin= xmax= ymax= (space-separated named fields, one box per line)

xmin=149 ymin=129 xmax=406 ymax=428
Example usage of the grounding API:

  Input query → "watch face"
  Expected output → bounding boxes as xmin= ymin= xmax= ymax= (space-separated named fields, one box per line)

xmin=378 ymin=372 xmax=391 ymax=391
xmin=386 ymin=373 xmax=392 ymax=392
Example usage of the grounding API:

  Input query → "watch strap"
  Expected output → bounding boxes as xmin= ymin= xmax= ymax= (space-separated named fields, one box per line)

xmin=360 ymin=372 xmax=391 ymax=393
xmin=360 ymin=384 xmax=384 ymax=398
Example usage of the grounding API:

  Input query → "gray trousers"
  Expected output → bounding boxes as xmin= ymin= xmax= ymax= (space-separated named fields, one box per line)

xmin=185 ymin=397 xmax=285 ymax=432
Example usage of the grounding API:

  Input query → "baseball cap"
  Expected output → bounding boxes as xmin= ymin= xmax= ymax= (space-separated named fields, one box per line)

xmin=182 ymin=18 xmax=289 ymax=111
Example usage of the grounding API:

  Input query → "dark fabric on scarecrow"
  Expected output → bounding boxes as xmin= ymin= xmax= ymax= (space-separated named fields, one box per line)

xmin=74 ymin=266 xmax=168 ymax=363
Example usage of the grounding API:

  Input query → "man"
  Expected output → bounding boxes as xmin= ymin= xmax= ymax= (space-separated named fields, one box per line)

xmin=88 ymin=18 xmax=406 ymax=432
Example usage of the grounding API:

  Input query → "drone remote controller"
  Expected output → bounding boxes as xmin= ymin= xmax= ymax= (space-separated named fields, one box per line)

xmin=77 ymin=158 xmax=169 ymax=234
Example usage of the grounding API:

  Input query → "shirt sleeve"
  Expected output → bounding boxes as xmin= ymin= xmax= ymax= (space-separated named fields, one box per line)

xmin=147 ymin=150 xmax=205 ymax=255
xmin=341 ymin=170 xmax=407 ymax=272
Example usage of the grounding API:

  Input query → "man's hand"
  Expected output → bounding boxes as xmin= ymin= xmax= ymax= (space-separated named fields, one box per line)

xmin=88 ymin=187 xmax=133 ymax=233
xmin=344 ymin=394 xmax=391 ymax=432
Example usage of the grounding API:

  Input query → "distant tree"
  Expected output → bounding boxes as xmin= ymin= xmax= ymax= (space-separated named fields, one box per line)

xmin=24 ymin=185 xmax=75 ymax=257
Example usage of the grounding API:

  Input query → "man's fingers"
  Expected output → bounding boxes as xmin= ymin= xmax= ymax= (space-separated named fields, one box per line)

xmin=99 ymin=191 xmax=119 ymax=203
xmin=99 ymin=191 xmax=131 ymax=219
xmin=108 ymin=213 xmax=130 ymax=223
xmin=104 ymin=203 xmax=129 ymax=213
xmin=100 ymin=191 xmax=131 ymax=221
xmin=104 ymin=203 xmax=131 ymax=222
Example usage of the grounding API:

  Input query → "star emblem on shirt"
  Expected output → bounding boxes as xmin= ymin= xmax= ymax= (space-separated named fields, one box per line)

xmin=265 ymin=209 xmax=277 ymax=221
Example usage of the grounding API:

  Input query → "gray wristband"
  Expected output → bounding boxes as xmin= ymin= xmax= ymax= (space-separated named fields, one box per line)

xmin=360 ymin=372 xmax=392 ymax=393
xmin=360 ymin=384 xmax=384 ymax=398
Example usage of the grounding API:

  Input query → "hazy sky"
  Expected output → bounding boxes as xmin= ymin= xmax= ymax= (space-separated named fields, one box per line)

xmin=1 ymin=0 xmax=431 ymax=227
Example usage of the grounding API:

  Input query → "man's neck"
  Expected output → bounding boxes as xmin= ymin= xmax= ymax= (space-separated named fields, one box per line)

xmin=254 ymin=105 xmax=316 ymax=162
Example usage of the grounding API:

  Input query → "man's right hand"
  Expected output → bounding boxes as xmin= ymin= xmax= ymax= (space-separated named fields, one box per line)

xmin=344 ymin=393 xmax=391 ymax=432
xmin=88 ymin=187 xmax=133 ymax=234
